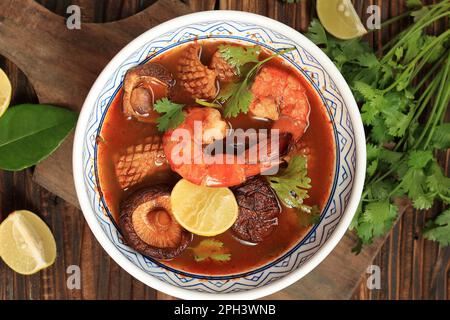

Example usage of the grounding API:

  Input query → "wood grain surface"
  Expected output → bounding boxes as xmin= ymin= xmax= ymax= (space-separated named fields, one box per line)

xmin=0 ymin=0 xmax=448 ymax=300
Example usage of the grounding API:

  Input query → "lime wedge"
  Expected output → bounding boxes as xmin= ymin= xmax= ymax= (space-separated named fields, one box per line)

xmin=171 ymin=179 xmax=238 ymax=237
xmin=0 ymin=68 xmax=12 ymax=118
xmin=0 ymin=210 xmax=57 ymax=275
xmin=317 ymin=0 xmax=367 ymax=40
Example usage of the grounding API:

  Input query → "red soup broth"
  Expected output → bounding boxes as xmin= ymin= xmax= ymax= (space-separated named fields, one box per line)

xmin=96 ymin=41 xmax=335 ymax=276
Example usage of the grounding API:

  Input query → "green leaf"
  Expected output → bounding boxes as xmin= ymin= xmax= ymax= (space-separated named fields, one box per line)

xmin=266 ymin=156 xmax=311 ymax=211
xmin=306 ymin=19 xmax=329 ymax=49
xmin=190 ymin=239 xmax=231 ymax=262
xmin=426 ymin=161 xmax=450 ymax=202
xmin=222 ymin=84 xmax=253 ymax=118
xmin=407 ymin=150 xmax=433 ymax=169
xmin=0 ymin=104 xmax=78 ymax=171
xmin=430 ymin=123 xmax=450 ymax=149
xmin=400 ymin=152 xmax=435 ymax=210
xmin=153 ymin=98 xmax=185 ymax=132
xmin=384 ymin=109 xmax=410 ymax=137
xmin=356 ymin=201 xmax=398 ymax=244
xmin=216 ymin=82 xmax=239 ymax=103
xmin=423 ymin=209 xmax=450 ymax=246
xmin=218 ymin=44 xmax=260 ymax=75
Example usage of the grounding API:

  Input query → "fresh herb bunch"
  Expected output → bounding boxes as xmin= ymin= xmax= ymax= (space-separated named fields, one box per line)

xmin=306 ymin=0 xmax=450 ymax=251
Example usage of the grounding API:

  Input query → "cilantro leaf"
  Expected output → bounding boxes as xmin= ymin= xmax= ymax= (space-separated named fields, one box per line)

xmin=426 ymin=161 xmax=450 ymax=203
xmin=423 ymin=209 xmax=450 ymax=246
xmin=355 ymin=201 xmax=398 ymax=244
xmin=398 ymin=151 xmax=435 ymax=209
xmin=266 ymin=156 xmax=312 ymax=212
xmin=306 ymin=19 xmax=329 ymax=49
xmin=222 ymin=84 xmax=253 ymax=118
xmin=218 ymin=45 xmax=260 ymax=75
xmin=190 ymin=239 xmax=231 ymax=262
xmin=153 ymin=98 xmax=185 ymax=132
xmin=407 ymin=150 xmax=433 ymax=169
xmin=430 ymin=123 xmax=450 ymax=149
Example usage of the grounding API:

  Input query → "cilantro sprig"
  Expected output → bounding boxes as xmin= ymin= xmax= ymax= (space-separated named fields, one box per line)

xmin=306 ymin=0 xmax=450 ymax=251
xmin=221 ymin=47 xmax=295 ymax=118
xmin=266 ymin=156 xmax=320 ymax=225
xmin=153 ymin=98 xmax=185 ymax=132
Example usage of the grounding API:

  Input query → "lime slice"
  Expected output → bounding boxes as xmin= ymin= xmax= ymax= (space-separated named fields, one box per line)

xmin=0 ymin=210 xmax=57 ymax=275
xmin=171 ymin=179 xmax=239 ymax=237
xmin=0 ymin=68 xmax=12 ymax=118
xmin=317 ymin=0 xmax=367 ymax=40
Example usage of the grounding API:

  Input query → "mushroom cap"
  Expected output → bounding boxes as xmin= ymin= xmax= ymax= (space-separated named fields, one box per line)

xmin=122 ymin=63 xmax=175 ymax=123
xmin=119 ymin=185 xmax=192 ymax=260
xmin=231 ymin=175 xmax=281 ymax=243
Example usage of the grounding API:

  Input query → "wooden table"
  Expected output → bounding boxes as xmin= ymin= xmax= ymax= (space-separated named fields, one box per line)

xmin=0 ymin=0 xmax=448 ymax=300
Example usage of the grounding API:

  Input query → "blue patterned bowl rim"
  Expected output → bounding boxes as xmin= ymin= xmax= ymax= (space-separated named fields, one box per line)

xmin=73 ymin=11 xmax=366 ymax=300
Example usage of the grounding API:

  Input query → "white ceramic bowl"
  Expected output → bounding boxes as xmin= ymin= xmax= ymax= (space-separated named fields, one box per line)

xmin=73 ymin=11 xmax=366 ymax=300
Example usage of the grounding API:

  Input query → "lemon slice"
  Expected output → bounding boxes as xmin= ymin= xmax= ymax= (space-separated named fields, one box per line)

xmin=0 ymin=68 xmax=12 ymax=118
xmin=317 ymin=0 xmax=367 ymax=40
xmin=171 ymin=179 xmax=239 ymax=237
xmin=0 ymin=210 xmax=57 ymax=275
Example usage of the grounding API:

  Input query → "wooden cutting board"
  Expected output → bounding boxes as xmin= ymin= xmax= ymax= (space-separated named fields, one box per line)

xmin=0 ymin=0 xmax=402 ymax=300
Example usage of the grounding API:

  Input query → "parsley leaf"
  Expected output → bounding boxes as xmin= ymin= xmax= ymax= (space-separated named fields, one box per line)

xmin=423 ymin=209 xmax=450 ymax=246
xmin=153 ymin=98 xmax=185 ymax=132
xmin=218 ymin=45 xmax=260 ymax=75
xmin=190 ymin=239 xmax=231 ymax=262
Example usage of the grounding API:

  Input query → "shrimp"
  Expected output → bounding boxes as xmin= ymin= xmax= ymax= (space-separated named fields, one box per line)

xmin=162 ymin=66 xmax=310 ymax=187
xmin=249 ymin=65 xmax=310 ymax=141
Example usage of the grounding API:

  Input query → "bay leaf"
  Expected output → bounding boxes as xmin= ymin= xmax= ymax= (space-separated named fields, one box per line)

xmin=0 ymin=104 xmax=78 ymax=171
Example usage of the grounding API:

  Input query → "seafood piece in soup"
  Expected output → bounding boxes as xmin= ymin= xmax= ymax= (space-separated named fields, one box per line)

xmin=123 ymin=63 xmax=175 ymax=123
xmin=250 ymin=65 xmax=310 ymax=141
xmin=177 ymin=44 xmax=218 ymax=100
xmin=115 ymin=136 xmax=168 ymax=190
xmin=209 ymin=50 xmax=237 ymax=82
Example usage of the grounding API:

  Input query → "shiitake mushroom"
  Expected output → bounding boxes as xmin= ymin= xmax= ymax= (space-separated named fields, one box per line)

xmin=231 ymin=175 xmax=281 ymax=244
xmin=122 ymin=63 xmax=175 ymax=123
xmin=119 ymin=185 xmax=192 ymax=260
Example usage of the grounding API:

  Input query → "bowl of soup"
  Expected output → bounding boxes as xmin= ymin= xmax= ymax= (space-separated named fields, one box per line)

xmin=73 ymin=11 xmax=365 ymax=299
